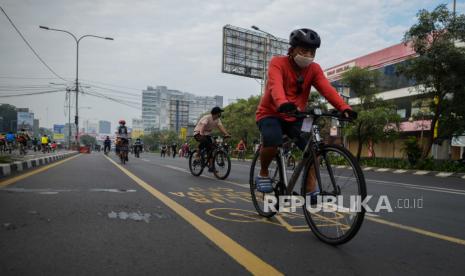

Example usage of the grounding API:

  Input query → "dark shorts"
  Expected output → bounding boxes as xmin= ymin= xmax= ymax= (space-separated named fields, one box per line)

xmin=195 ymin=134 xmax=214 ymax=152
xmin=257 ymin=117 xmax=307 ymax=150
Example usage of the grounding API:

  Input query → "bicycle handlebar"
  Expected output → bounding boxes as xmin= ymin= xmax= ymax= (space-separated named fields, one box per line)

xmin=285 ymin=108 xmax=354 ymax=122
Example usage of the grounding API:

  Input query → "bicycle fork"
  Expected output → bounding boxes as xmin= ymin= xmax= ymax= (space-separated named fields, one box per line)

xmin=278 ymin=148 xmax=289 ymax=189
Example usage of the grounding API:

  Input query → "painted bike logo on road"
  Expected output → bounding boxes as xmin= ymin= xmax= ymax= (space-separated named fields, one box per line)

xmin=170 ymin=187 xmax=251 ymax=204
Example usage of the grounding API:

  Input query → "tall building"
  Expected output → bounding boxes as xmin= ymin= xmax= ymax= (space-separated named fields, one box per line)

xmin=142 ymin=86 xmax=223 ymax=133
xmin=98 ymin=120 xmax=111 ymax=134
xmin=17 ymin=108 xmax=34 ymax=132
xmin=83 ymin=120 xmax=98 ymax=134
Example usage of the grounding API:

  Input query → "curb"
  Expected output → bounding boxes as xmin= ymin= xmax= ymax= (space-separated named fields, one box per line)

xmin=0 ymin=151 xmax=79 ymax=177
xmin=229 ymin=157 xmax=463 ymax=179
xmin=360 ymin=166 xmax=464 ymax=179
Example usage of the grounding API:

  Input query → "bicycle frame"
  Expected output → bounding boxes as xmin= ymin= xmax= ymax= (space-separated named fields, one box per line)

xmin=275 ymin=115 xmax=338 ymax=197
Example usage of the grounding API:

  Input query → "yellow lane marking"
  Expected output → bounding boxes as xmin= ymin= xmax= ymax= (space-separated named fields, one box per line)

xmin=105 ymin=155 xmax=283 ymax=276
xmin=366 ymin=216 xmax=465 ymax=246
xmin=0 ymin=154 xmax=80 ymax=188
xmin=143 ymin=159 xmax=465 ymax=247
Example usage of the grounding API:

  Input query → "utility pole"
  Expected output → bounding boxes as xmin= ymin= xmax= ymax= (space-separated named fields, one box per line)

xmin=66 ymin=87 xmax=72 ymax=149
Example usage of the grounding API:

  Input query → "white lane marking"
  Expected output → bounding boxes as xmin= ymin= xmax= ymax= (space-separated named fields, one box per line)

xmin=376 ymin=168 xmax=390 ymax=172
xmin=363 ymin=167 xmax=373 ymax=171
xmin=414 ymin=170 xmax=429 ymax=175
xmin=393 ymin=169 xmax=407 ymax=174
xmin=436 ymin=172 xmax=454 ymax=178
xmin=164 ymin=164 xmax=188 ymax=172
xmin=141 ymin=159 xmax=150 ymax=162
xmin=163 ymin=164 xmax=249 ymax=189
xmin=325 ymin=173 xmax=465 ymax=195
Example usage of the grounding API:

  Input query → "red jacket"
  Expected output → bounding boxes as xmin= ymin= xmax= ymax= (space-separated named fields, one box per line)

xmin=256 ymin=56 xmax=351 ymax=122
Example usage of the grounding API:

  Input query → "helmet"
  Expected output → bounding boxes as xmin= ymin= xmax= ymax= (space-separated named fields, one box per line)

xmin=289 ymin=28 xmax=321 ymax=49
xmin=211 ymin=106 xmax=224 ymax=115
xmin=106 ymin=136 xmax=110 ymax=139
xmin=119 ymin=120 xmax=126 ymax=125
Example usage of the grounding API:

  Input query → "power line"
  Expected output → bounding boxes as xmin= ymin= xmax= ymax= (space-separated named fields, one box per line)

xmin=80 ymin=82 xmax=142 ymax=97
xmin=0 ymin=6 xmax=68 ymax=82
xmin=79 ymin=86 xmax=140 ymax=110
xmin=0 ymin=89 xmax=64 ymax=98
xmin=82 ymin=86 xmax=140 ymax=104
xmin=79 ymin=78 xmax=141 ymax=91
xmin=0 ymin=76 xmax=70 ymax=80
xmin=85 ymin=88 xmax=141 ymax=102
xmin=84 ymin=92 xmax=141 ymax=109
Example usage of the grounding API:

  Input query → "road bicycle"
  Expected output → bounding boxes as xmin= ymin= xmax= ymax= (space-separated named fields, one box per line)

xmin=189 ymin=136 xmax=231 ymax=180
xmin=249 ymin=109 xmax=367 ymax=245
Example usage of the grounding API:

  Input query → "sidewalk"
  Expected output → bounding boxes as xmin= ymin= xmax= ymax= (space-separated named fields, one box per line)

xmin=0 ymin=150 xmax=79 ymax=177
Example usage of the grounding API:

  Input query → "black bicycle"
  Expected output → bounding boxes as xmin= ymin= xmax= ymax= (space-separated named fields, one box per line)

xmin=189 ymin=136 xmax=231 ymax=180
xmin=249 ymin=109 xmax=367 ymax=245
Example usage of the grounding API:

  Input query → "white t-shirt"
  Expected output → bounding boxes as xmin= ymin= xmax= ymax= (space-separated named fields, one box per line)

xmin=194 ymin=114 xmax=223 ymax=136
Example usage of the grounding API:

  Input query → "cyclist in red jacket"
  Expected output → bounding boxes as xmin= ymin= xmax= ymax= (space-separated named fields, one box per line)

xmin=255 ymin=28 xmax=357 ymax=199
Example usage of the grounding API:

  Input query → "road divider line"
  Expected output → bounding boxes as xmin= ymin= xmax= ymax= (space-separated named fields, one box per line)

xmin=105 ymin=156 xmax=283 ymax=276
xmin=323 ymin=173 xmax=465 ymax=195
xmin=163 ymin=164 xmax=249 ymax=189
xmin=0 ymin=154 xmax=80 ymax=188
xmin=366 ymin=216 xmax=465 ymax=246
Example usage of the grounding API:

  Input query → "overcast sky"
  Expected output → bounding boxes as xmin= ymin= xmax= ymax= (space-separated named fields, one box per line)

xmin=1 ymin=0 xmax=464 ymax=129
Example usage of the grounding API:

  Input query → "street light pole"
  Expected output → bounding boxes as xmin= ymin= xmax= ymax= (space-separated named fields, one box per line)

xmin=67 ymin=88 xmax=71 ymax=148
xmin=39 ymin=25 xmax=113 ymax=149
xmin=251 ymin=26 xmax=278 ymax=95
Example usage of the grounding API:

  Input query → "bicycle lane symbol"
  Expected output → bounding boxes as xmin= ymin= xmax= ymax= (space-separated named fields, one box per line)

xmin=206 ymin=208 xmax=311 ymax=233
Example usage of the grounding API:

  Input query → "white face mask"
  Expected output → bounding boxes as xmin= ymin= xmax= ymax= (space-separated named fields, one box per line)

xmin=294 ymin=54 xmax=314 ymax=68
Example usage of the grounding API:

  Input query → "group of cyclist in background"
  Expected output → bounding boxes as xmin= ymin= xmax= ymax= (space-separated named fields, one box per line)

xmin=0 ymin=130 xmax=59 ymax=155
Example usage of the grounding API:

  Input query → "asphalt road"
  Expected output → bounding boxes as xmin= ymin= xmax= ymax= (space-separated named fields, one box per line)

xmin=1 ymin=151 xmax=464 ymax=275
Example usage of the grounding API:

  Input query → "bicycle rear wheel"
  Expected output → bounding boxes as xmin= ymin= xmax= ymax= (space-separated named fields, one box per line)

xmin=249 ymin=150 xmax=283 ymax=218
xmin=189 ymin=150 xmax=204 ymax=176
xmin=213 ymin=149 xmax=231 ymax=180
xmin=302 ymin=144 xmax=366 ymax=245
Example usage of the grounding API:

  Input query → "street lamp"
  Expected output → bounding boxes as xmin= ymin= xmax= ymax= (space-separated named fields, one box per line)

xmin=251 ymin=25 xmax=279 ymax=95
xmin=39 ymin=25 xmax=113 ymax=149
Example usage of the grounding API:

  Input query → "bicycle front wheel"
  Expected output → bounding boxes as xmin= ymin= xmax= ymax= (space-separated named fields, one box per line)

xmin=213 ymin=149 xmax=231 ymax=180
xmin=189 ymin=150 xmax=204 ymax=176
xmin=302 ymin=144 xmax=366 ymax=245
xmin=249 ymin=150 xmax=283 ymax=218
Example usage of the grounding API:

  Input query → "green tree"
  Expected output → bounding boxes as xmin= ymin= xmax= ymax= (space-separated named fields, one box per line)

xmin=220 ymin=95 xmax=261 ymax=149
xmin=341 ymin=67 xmax=401 ymax=160
xmin=0 ymin=104 xmax=17 ymax=132
xmin=80 ymin=135 xmax=97 ymax=146
xmin=141 ymin=130 xmax=181 ymax=151
xmin=400 ymin=4 xmax=465 ymax=158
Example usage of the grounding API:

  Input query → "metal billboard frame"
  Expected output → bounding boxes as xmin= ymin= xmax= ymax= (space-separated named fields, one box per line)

xmin=222 ymin=24 xmax=288 ymax=80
